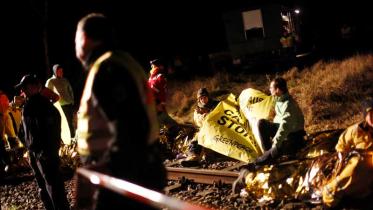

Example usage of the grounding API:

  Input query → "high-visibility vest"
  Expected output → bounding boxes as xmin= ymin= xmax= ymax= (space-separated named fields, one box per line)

xmin=77 ymin=51 xmax=159 ymax=158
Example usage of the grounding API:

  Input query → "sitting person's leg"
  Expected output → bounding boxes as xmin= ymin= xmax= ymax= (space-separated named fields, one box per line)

xmin=257 ymin=119 xmax=279 ymax=151
xmin=254 ymin=146 xmax=279 ymax=166
xmin=282 ymin=130 xmax=306 ymax=156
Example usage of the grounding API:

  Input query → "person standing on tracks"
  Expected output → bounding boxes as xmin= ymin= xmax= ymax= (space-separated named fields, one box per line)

xmin=46 ymin=64 xmax=76 ymax=138
xmin=74 ymin=13 xmax=166 ymax=210
xmin=15 ymin=74 xmax=70 ymax=210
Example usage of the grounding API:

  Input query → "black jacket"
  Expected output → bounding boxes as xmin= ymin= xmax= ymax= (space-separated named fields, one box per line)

xmin=22 ymin=93 xmax=61 ymax=156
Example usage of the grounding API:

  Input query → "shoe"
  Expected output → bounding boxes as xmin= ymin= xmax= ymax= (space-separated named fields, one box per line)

xmin=180 ymin=154 xmax=200 ymax=167
xmin=307 ymin=196 xmax=323 ymax=205
xmin=239 ymin=163 xmax=258 ymax=171
xmin=305 ymin=190 xmax=323 ymax=205
xmin=232 ymin=169 xmax=250 ymax=194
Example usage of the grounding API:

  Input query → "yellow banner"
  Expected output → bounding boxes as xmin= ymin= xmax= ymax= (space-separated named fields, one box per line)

xmin=198 ymin=94 xmax=262 ymax=163
xmin=239 ymin=88 xmax=275 ymax=152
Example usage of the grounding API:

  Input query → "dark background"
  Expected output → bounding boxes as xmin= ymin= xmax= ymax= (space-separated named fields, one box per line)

xmin=2 ymin=0 xmax=373 ymax=99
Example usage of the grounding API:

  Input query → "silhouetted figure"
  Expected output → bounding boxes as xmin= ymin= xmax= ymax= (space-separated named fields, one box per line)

xmin=280 ymin=30 xmax=297 ymax=56
xmin=15 ymin=74 xmax=70 ymax=210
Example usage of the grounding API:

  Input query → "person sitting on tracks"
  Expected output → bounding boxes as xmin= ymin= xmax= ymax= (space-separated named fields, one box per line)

xmin=252 ymin=77 xmax=305 ymax=166
xmin=320 ymin=98 xmax=373 ymax=207
xmin=181 ymin=88 xmax=219 ymax=166
xmin=232 ymin=77 xmax=306 ymax=194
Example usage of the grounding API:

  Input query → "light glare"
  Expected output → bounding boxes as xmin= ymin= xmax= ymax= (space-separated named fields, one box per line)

xmin=90 ymin=175 xmax=100 ymax=184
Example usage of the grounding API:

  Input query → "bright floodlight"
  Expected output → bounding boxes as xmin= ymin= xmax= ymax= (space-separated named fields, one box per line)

xmin=294 ymin=9 xmax=300 ymax=14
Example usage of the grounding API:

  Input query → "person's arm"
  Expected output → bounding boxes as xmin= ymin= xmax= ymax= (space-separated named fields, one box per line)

xmin=193 ymin=109 xmax=205 ymax=128
xmin=40 ymin=87 xmax=60 ymax=103
xmin=67 ymin=82 xmax=74 ymax=104
xmin=45 ymin=79 xmax=53 ymax=91
xmin=272 ymin=102 xmax=292 ymax=148
xmin=335 ymin=125 xmax=356 ymax=152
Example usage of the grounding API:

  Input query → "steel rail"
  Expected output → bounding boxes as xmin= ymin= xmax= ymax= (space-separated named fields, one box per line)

xmin=77 ymin=168 xmax=213 ymax=210
xmin=167 ymin=167 xmax=239 ymax=185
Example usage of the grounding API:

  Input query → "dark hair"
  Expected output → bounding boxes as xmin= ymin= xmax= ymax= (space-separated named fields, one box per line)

xmin=272 ymin=77 xmax=288 ymax=93
xmin=78 ymin=13 xmax=115 ymax=48
xmin=150 ymin=59 xmax=163 ymax=66
xmin=197 ymin=88 xmax=209 ymax=98
xmin=15 ymin=74 xmax=39 ymax=89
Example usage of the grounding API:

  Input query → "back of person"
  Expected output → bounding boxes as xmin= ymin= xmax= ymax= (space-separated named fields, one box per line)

xmin=75 ymin=13 xmax=165 ymax=210
xmin=23 ymin=93 xmax=61 ymax=155
xmin=78 ymin=50 xmax=165 ymax=210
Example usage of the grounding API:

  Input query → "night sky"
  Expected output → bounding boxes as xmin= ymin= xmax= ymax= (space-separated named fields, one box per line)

xmin=2 ymin=0 xmax=373 ymax=98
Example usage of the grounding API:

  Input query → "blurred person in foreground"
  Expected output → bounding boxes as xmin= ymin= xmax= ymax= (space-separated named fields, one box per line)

xmin=74 ymin=13 xmax=166 ymax=210
xmin=15 ymin=74 xmax=70 ymax=210
xmin=232 ymin=77 xmax=305 ymax=194
xmin=321 ymin=99 xmax=373 ymax=207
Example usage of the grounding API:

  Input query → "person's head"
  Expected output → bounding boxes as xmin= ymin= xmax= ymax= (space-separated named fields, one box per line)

xmin=75 ymin=13 xmax=115 ymax=67
xmin=197 ymin=88 xmax=209 ymax=105
xmin=53 ymin=64 xmax=63 ymax=78
xmin=15 ymin=74 xmax=41 ymax=98
xmin=150 ymin=59 xmax=165 ymax=71
xmin=363 ymin=99 xmax=373 ymax=128
xmin=269 ymin=77 xmax=288 ymax=96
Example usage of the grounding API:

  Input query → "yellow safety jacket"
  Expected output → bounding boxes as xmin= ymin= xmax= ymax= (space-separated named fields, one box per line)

xmin=335 ymin=121 xmax=373 ymax=152
xmin=323 ymin=121 xmax=373 ymax=207
xmin=77 ymin=51 xmax=159 ymax=160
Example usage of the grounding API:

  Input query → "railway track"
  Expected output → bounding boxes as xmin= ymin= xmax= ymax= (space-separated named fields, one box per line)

xmin=166 ymin=167 xmax=240 ymax=185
